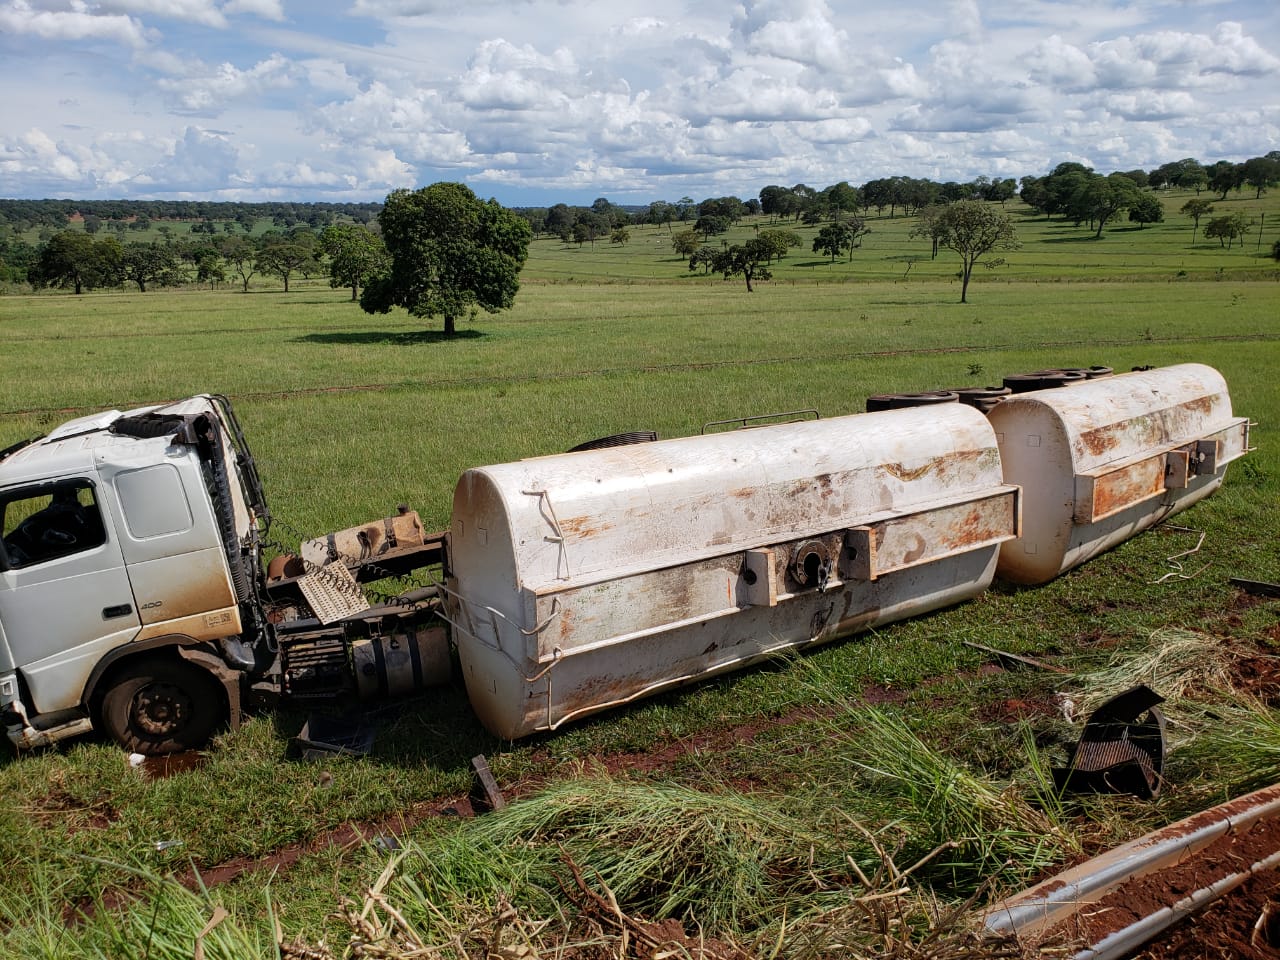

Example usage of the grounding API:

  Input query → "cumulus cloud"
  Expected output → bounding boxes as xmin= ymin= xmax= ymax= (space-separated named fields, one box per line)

xmin=1 ymin=0 xmax=1277 ymax=201
xmin=0 ymin=0 xmax=152 ymax=47
xmin=137 ymin=125 xmax=243 ymax=192
xmin=157 ymin=52 xmax=297 ymax=116
xmin=1024 ymin=35 xmax=1097 ymax=91
xmin=1098 ymin=89 xmax=1198 ymax=121
xmin=1088 ymin=21 xmax=1280 ymax=90
xmin=457 ymin=39 xmax=578 ymax=111
xmin=731 ymin=0 xmax=851 ymax=71
xmin=95 ymin=0 xmax=226 ymax=28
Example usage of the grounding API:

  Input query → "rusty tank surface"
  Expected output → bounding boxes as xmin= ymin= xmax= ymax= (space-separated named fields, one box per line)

xmin=986 ymin=363 xmax=1249 ymax=585
xmin=442 ymin=404 xmax=1021 ymax=739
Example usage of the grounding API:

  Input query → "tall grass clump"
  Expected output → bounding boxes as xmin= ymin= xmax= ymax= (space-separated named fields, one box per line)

xmin=398 ymin=776 xmax=839 ymax=932
xmin=1070 ymin=628 xmax=1242 ymax=719
xmin=0 ymin=858 xmax=270 ymax=960
xmin=332 ymin=775 xmax=1034 ymax=960
xmin=1178 ymin=694 xmax=1280 ymax=795
xmin=817 ymin=708 xmax=1078 ymax=888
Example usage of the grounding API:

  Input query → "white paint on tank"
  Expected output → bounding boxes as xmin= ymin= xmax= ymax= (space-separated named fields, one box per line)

xmin=445 ymin=404 xmax=1019 ymax=739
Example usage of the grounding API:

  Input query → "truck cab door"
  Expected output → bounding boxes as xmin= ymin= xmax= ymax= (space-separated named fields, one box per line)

xmin=0 ymin=476 xmax=140 ymax=715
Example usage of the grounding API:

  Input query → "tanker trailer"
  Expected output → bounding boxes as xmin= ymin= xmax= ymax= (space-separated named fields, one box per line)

xmin=986 ymin=363 xmax=1251 ymax=585
xmin=442 ymin=404 xmax=1021 ymax=739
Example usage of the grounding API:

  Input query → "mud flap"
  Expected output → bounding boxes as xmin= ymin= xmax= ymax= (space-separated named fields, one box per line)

xmin=177 ymin=646 xmax=242 ymax=733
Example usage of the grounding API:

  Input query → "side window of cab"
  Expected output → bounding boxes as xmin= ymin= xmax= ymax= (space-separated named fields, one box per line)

xmin=0 ymin=479 xmax=107 ymax=569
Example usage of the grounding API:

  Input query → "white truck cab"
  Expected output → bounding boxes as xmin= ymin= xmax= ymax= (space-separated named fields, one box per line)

xmin=0 ymin=396 xmax=268 ymax=753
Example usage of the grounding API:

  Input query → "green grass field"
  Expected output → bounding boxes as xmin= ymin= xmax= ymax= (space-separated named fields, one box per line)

xmin=0 ymin=194 xmax=1278 ymax=958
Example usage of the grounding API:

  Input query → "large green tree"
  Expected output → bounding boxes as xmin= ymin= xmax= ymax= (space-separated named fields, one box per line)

xmin=29 ymin=231 xmax=121 ymax=294
xmin=710 ymin=238 xmax=775 ymax=292
xmin=362 ymin=183 xmax=531 ymax=336
xmin=917 ymin=201 xmax=1019 ymax=303
xmin=120 ymin=242 xmax=182 ymax=292
xmin=812 ymin=217 xmax=869 ymax=262
xmin=256 ymin=231 xmax=320 ymax=293
xmin=1180 ymin=198 xmax=1214 ymax=245
xmin=219 ymin=235 xmax=258 ymax=292
xmin=321 ymin=223 xmax=389 ymax=301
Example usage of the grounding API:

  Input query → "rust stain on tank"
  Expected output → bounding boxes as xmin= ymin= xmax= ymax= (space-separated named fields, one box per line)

xmin=555 ymin=605 xmax=577 ymax=645
xmin=901 ymin=534 xmax=927 ymax=563
xmin=1092 ymin=461 xmax=1165 ymax=519
xmin=1077 ymin=424 xmax=1123 ymax=458
xmin=883 ymin=460 xmax=935 ymax=482
xmin=884 ymin=448 xmax=992 ymax=484
xmin=1180 ymin=394 xmax=1217 ymax=417
xmin=558 ymin=515 xmax=614 ymax=539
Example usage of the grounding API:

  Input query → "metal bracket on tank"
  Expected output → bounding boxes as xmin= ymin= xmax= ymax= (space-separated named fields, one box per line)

xmin=430 ymin=574 xmax=562 ymax=663
xmin=522 ymin=488 xmax=571 ymax=580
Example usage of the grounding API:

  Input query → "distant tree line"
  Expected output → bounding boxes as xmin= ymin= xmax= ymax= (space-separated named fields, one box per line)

xmin=0 ymin=199 xmax=381 ymax=236
xmin=4 ymin=222 xmax=392 ymax=296
xmin=3 ymin=150 xmax=1276 ymax=293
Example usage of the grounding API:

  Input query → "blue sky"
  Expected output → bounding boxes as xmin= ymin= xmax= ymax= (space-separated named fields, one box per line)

xmin=0 ymin=0 xmax=1276 ymax=206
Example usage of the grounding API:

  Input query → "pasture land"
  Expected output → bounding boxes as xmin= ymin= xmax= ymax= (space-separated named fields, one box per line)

xmin=0 ymin=202 xmax=1278 ymax=958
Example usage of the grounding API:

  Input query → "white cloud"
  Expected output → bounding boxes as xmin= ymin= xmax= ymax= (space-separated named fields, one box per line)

xmin=0 ymin=0 xmax=151 ymax=47
xmin=1024 ymin=35 xmax=1097 ymax=91
xmin=1088 ymin=21 xmax=1280 ymax=90
xmin=1098 ymin=89 xmax=1198 ymax=121
xmin=222 ymin=0 xmax=283 ymax=20
xmin=157 ymin=52 xmax=297 ymax=116
xmin=138 ymin=125 xmax=243 ymax=191
xmin=0 ymin=0 xmax=1277 ymax=202
xmin=732 ymin=0 xmax=851 ymax=71
xmin=95 ymin=0 xmax=226 ymax=28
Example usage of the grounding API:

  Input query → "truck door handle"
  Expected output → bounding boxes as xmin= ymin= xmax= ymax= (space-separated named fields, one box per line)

xmin=102 ymin=604 xmax=133 ymax=619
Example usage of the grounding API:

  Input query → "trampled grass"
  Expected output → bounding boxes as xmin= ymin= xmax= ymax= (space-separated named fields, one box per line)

xmin=0 ymin=196 xmax=1278 ymax=955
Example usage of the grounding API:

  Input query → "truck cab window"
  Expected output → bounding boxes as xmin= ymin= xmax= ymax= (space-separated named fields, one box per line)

xmin=0 ymin=480 xmax=106 ymax=568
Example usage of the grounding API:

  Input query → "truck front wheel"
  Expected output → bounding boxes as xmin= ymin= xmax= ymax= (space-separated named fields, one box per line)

xmin=100 ymin=659 xmax=225 ymax=755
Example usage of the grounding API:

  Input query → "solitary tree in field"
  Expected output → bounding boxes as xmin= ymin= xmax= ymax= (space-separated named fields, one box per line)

xmin=1181 ymin=199 xmax=1214 ymax=245
xmin=812 ymin=217 xmax=870 ymax=262
xmin=1127 ymin=192 xmax=1164 ymax=228
xmin=219 ymin=236 xmax=258 ymax=292
xmin=1075 ymin=173 xmax=1141 ymax=238
xmin=672 ymin=230 xmax=701 ymax=259
xmin=1242 ymin=155 xmax=1280 ymax=199
xmin=28 ymin=231 xmax=121 ymax=294
xmin=757 ymin=229 xmax=801 ymax=263
xmin=1204 ymin=213 xmax=1251 ymax=249
xmin=919 ymin=201 xmax=1019 ymax=303
xmin=710 ymin=238 xmax=774 ymax=292
xmin=257 ymin=231 xmax=320 ymax=292
xmin=361 ymin=183 xmax=531 ymax=337
xmin=120 ymin=243 xmax=182 ymax=292
xmin=321 ymin=223 xmax=388 ymax=301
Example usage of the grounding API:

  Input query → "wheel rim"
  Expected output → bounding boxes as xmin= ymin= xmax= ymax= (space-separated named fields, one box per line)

xmin=132 ymin=681 xmax=192 ymax=737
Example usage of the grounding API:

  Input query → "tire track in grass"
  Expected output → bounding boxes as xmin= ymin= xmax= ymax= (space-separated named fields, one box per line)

xmin=3 ymin=332 xmax=1276 ymax=420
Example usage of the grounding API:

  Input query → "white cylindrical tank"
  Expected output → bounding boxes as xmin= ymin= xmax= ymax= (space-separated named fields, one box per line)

xmin=987 ymin=363 xmax=1249 ymax=585
xmin=444 ymin=405 xmax=1021 ymax=739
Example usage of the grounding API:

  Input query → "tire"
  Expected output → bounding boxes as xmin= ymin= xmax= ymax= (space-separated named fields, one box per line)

xmin=99 ymin=659 xmax=225 ymax=755
xmin=567 ymin=431 xmax=658 ymax=452
xmin=865 ymin=390 xmax=959 ymax=412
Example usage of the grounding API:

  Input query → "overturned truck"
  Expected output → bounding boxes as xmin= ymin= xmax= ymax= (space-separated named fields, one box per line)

xmin=0 ymin=364 xmax=1251 ymax=753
